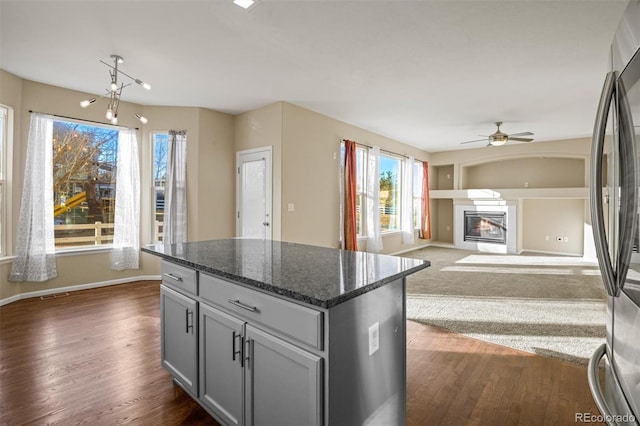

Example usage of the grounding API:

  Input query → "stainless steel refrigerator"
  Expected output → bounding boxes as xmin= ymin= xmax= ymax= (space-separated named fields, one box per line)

xmin=589 ymin=1 xmax=640 ymax=424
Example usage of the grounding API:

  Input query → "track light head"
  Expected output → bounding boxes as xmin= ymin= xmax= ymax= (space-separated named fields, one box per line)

xmin=80 ymin=98 xmax=97 ymax=108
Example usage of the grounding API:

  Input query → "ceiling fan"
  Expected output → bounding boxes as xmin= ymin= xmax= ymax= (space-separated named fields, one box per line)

xmin=461 ymin=122 xmax=534 ymax=146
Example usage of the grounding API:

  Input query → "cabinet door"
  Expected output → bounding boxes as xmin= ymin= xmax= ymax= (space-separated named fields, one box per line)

xmin=200 ymin=304 xmax=245 ymax=426
xmin=160 ymin=285 xmax=198 ymax=395
xmin=244 ymin=325 xmax=322 ymax=426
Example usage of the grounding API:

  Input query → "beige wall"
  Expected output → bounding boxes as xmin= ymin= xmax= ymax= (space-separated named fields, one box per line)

xmin=463 ymin=157 xmax=585 ymax=189
xmin=434 ymin=199 xmax=453 ymax=243
xmin=280 ymin=103 xmax=431 ymax=253
xmin=0 ymin=73 xmax=235 ymax=301
xmin=234 ymin=102 xmax=283 ymax=240
xmin=523 ymin=199 xmax=585 ymax=255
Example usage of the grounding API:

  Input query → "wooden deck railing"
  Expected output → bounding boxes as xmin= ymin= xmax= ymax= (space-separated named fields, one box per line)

xmin=54 ymin=221 xmax=165 ymax=247
xmin=54 ymin=222 xmax=114 ymax=247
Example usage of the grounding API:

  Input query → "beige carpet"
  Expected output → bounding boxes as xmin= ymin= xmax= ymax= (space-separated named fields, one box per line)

xmin=404 ymin=246 xmax=607 ymax=364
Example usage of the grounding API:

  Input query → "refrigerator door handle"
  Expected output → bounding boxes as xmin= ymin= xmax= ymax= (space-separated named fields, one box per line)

xmin=591 ymin=71 xmax=619 ymax=296
xmin=615 ymin=77 xmax=638 ymax=291
xmin=587 ymin=344 xmax=618 ymax=425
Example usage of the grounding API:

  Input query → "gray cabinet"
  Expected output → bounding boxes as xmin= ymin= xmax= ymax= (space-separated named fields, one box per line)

xmin=199 ymin=303 xmax=245 ymax=426
xmin=199 ymin=285 xmax=322 ymax=426
xmin=244 ymin=325 xmax=322 ymax=426
xmin=160 ymin=284 xmax=198 ymax=396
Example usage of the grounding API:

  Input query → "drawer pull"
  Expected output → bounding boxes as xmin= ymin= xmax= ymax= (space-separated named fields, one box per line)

xmin=164 ymin=273 xmax=183 ymax=282
xmin=228 ymin=299 xmax=257 ymax=312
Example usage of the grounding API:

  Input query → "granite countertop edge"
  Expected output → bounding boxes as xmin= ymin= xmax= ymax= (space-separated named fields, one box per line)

xmin=142 ymin=247 xmax=430 ymax=309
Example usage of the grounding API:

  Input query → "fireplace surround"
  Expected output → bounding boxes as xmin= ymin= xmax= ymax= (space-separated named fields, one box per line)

xmin=463 ymin=211 xmax=506 ymax=244
xmin=454 ymin=202 xmax=517 ymax=253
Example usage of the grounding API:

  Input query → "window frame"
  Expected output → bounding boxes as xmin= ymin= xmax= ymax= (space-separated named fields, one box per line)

xmin=378 ymin=152 xmax=403 ymax=234
xmin=413 ymin=161 xmax=423 ymax=230
xmin=51 ymin=117 xmax=120 ymax=253
xmin=343 ymin=141 xmax=420 ymax=241
xmin=0 ymin=105 xmax=12 ymax=258
xmin=151 ymin=131 xmax=168 ymax=243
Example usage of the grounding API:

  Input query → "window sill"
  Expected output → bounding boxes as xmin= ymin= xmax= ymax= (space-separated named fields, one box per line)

xmin=55 ymin=245 xmax=114 ymax=257
xmin=0 ymin=255 xmax=16 ymax=265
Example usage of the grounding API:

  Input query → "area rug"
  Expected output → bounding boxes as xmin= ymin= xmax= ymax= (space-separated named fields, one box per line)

xmin=404 ymin=246 xmax=607 ymax=364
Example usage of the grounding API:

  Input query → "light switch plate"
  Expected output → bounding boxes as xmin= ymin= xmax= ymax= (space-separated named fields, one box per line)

xmin=288 ymin=203 xmax=294 ymax=212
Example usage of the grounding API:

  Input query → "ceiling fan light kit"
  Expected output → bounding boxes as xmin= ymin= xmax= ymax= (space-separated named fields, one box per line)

xmin=461 ymin=121 xmax=534 ymax=146
xmin=79 ymin=54 xmax=150 ymax=125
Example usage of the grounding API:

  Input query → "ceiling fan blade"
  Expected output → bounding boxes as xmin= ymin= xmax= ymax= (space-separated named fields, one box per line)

xmin=508 ymin=132 xmax=534 ymax=137
xmin=460 ymin=138 xmax=489 ymax=144
xmin=509 ymin=137 xmax=534 ymax=142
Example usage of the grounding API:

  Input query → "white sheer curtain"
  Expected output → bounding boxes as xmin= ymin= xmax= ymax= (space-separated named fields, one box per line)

xmin=401 ymin=155 xmax=415 ymax=244
xmin=111 ymin=129 xmax=140 ymax=270
xmin=366 ymin=146 xmax=383 ymax=252
xmin=164 ymin=130 xmax=187 ymax=245
xmin=9 ymin=113 xmax=57 ymax=282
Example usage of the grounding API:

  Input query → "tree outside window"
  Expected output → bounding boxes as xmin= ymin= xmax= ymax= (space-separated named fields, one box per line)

xmin=152 ymin=132 xmax=168 ymax=242
xmin=52 ymin=120 xmax=118 ymax=248
xmin=379 ymin=155 xmax=401 ymax=231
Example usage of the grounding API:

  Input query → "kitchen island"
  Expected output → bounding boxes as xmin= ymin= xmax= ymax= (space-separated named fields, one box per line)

xmin=142 ymin=239 xmax=430 ymax=426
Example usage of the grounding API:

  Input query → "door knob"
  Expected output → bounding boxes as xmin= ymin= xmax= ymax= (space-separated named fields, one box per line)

xmin=263 ymin=222 xmax=270 ymax=226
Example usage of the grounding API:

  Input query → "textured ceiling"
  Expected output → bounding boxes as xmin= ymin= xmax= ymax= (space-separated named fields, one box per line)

xmin=0 ymin=0 xmax=629 ymax=152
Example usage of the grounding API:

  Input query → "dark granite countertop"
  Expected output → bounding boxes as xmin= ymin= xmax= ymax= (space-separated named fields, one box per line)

xmin=142 ymin=239 xmax=430 ymax=309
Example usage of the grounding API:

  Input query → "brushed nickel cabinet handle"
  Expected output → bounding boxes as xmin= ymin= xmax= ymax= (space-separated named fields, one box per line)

xmin=232 ymin=331 xmax=243 ymax=366
xmin=164 ymin=273 xmax=183 ymax=282
xmin=228 ymin=299 xmax=257 ymax=312
xmin=185 ymin=309 xmax=193 ymax=334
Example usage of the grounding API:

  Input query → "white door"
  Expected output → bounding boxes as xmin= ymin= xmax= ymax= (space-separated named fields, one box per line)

xmin=236 ymin=147 xmax=272 ymax=240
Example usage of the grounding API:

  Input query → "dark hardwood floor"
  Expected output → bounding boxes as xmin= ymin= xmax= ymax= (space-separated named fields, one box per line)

xmin=0 ymin=281 xmax=603 ymax=425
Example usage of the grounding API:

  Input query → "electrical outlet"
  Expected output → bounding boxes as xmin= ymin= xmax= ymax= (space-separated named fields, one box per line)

xmin=545 ymin=236 xmax=549 ymax=241
xmin=563 ymin=236 xmax=569 ymax=243
xmin=288 ymin=203 xmax=294 ymax=212
xmin=369 ymin=322 xmax=379 ymax=356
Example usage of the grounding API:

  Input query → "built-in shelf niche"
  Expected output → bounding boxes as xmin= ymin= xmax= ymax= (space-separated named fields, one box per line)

xmin=461 ymin=157 xmax=585 ymax=190
xmin=432 ymin=164 xmax=454 ymax=190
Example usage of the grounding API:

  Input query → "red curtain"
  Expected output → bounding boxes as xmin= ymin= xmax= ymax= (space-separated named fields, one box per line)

xmin=420 ymin=161 xmax=432 ymax=239
xmin=343 ymin=140 xmax=358 ymax=251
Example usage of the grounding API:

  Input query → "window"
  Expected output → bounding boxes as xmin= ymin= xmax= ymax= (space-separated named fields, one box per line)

xmin=413 ymin=162 xmax=423 ymax=229
xmin=379 ymin=154 xmax=401 ymax=232
xmin=0 ymin=106 xmax=8 ymax=256
xmin=152 ymin=132 xmax=168 ymax=242
xmin=52 ymin=119 xmax=119 ymax=248
xmin=342 ymin=142 xmax=422 ymax=239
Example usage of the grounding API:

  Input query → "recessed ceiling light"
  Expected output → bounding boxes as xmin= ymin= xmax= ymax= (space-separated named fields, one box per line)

xmin=233 ymin=0 xmax=254 ymax=9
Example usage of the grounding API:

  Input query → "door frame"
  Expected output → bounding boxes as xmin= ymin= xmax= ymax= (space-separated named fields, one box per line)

xmin=236 ymin=146 xmax=273 ymax=239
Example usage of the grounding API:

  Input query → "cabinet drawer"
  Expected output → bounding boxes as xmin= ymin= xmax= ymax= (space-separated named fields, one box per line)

xmin=162 ymin=261 xmax=197 ymax=296
xmin=200 ymin=273 xmax=323 ymax=350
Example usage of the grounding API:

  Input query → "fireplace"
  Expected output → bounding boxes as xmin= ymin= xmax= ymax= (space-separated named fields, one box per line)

xmin=463 ymin=211 xmax=506 ymax=244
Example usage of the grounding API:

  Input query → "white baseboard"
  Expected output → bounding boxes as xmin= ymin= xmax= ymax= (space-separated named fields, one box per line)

xmin=522 ymin=249 xmax=583 ymax=257
xmin=0 ymin=275 xmax=162 ymax=307
xmin=389 ymin=243 xmax=432 ymax=256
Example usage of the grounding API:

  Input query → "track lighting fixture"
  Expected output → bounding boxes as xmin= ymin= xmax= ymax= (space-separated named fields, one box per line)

xmin=80 ymin=54 xmax=150 ymax=125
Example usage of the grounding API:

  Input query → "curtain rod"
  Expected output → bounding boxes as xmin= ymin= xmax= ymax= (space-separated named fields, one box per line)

xmin=341 ymin=139 xmax=424 ymax=162
xmin=28 ymin=110 xmax=139 ymax=131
